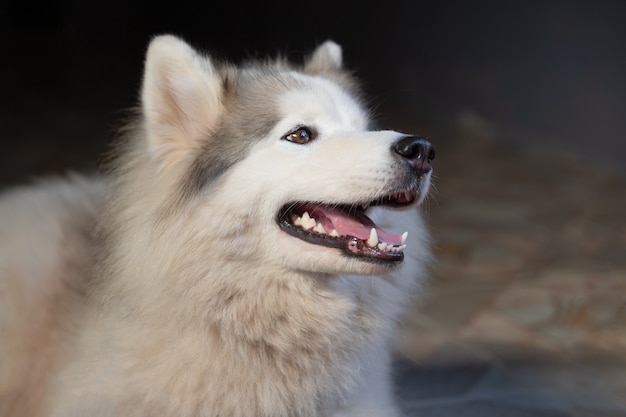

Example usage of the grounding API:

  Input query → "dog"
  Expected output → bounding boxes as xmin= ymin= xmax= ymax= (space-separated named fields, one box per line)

xmin=0 ymin=35 xmax=434 ymax=417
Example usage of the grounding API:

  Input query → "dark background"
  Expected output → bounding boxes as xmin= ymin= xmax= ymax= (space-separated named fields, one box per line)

xmin=1 ymin=0 xmax=625 ymax=182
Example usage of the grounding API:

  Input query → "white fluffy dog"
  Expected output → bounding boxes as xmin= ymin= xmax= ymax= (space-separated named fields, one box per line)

xmin=0 ymin=35 xmax=434 ymax=417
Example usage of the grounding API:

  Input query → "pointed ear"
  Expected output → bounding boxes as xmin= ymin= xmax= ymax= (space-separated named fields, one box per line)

xmin=304 ymin=40 xmax=343 ymax=73
xmin=141 ymin=35 xmax=224 ymax=168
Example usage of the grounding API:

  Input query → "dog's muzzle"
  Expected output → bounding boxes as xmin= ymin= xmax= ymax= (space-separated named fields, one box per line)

xmin=277 ymin=134 xmax=435 ymax=264
xmin=393 ymin=136 xmax=435 ymax=177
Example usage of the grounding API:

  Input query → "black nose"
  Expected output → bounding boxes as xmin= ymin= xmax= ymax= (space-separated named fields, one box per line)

xmin=392 ymin=136 xmax=435 ymax=176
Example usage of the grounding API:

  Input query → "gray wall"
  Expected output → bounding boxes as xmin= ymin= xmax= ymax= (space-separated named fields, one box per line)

xmin=387 ymin=2 xmax=626 ymax=172
xmin=2 ymin=1 xmax=624 ymax=176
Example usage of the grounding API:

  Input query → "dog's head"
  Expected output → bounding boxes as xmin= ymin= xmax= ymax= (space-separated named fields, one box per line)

xmin=135 ymin=35 xmax=434 ymax=276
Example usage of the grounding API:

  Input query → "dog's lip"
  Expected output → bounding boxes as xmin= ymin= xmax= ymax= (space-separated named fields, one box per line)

xmin=276 ymin=191 xmax=415 ymax=262
xmin=278 ymin=220 xmax=405 ymax=263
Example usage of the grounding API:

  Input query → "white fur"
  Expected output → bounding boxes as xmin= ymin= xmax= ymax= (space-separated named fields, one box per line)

xmin=305 ymin=41 xmax=343 ymax=71
xmin=142 ymin=34 xmax=225 ymax=170
xmin=0 ymin=36 xmax=432 ymax=417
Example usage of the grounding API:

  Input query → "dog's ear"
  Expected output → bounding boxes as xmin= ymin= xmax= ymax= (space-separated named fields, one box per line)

xmin=141 ymin=35 xmax=224 ymax=169
xmin=304 ymin=40 xmax=343 ymax=72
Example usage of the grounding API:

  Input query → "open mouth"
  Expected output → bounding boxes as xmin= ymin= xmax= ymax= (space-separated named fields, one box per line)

xmin=277 ymin=190 xmax=417 ymax=263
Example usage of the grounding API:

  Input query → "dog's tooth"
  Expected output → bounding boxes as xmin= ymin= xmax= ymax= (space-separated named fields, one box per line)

xmin=367 ymin=228 xmax=378 ymax=248
xmin=404 ymin=191 xmax=412 ymax=201
xmin=314 ymin=222 xmax=326 ymax=234
xmin=377 ymin=242 xmax=387 ymax=252
xmin=301 ymin=212 xmax=315 ymax=230
xmin=330 ymin=229 xmax=340 ymax=237
xmin=293 ymin=215 xmax=303 ymax=226
xmin=400 ymin=244 xmax=407 ymax=251
xmin=401 ymin=231 xmax=408 ymax=244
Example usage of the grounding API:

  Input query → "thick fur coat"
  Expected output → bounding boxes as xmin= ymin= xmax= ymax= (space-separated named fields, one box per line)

xmin=0 ymin=36 xmax=433 ymax=417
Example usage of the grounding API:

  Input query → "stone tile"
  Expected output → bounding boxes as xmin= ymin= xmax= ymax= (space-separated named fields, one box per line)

xmin=404 ymin=400 xmax=569 ymax=417
xmin=469 ymin=361 xmax=626 ymax=413
xmin=394 ymin=360 xmax=491 ymax=402
xmin=574 ymin=410 xmax=626 ymax=417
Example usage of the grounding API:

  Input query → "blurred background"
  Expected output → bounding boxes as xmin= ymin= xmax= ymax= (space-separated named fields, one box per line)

xmin=1 ymin=1 xmax=625 ymax=415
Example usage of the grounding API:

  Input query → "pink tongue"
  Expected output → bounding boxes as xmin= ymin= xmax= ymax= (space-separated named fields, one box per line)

xmin=305 ymin=205 xmax=403 ymax=246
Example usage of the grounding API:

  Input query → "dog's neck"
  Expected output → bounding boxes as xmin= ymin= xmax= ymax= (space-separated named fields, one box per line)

xmin=83 ymin=261 xmax=387 ymax=416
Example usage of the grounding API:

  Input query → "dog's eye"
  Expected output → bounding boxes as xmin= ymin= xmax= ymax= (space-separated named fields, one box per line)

xmin=284 ymin=127 xmax=316 ymax=144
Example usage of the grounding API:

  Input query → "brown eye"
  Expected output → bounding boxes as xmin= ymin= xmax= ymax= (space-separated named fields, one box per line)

xmin=284 ymin=127 xmax=315 ymax=144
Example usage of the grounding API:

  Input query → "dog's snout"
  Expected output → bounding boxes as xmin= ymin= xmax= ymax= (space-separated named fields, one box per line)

xmin=393 ymin=136 xmax=435 ymax=176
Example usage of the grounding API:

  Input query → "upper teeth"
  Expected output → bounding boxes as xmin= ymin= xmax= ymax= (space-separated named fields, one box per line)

xmin=300 ymin=212 xmax=315 ymax=230
xmin=290 ymin=211 xmax=408 ymax=254
xmin=291 ymin=211 xmax=336 ymax=236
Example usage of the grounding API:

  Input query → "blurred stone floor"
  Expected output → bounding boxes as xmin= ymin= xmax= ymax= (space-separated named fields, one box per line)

xmin=395 ymin=115 xmax=626 ymax=416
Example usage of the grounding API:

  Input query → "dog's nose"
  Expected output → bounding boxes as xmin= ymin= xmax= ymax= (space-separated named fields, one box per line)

xmin=393 ymin=136 xmax=435 ymax=176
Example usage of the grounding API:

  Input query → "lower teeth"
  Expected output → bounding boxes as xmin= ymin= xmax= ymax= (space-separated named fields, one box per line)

xmin=290 ymin=211 xmax=406 ymax=254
